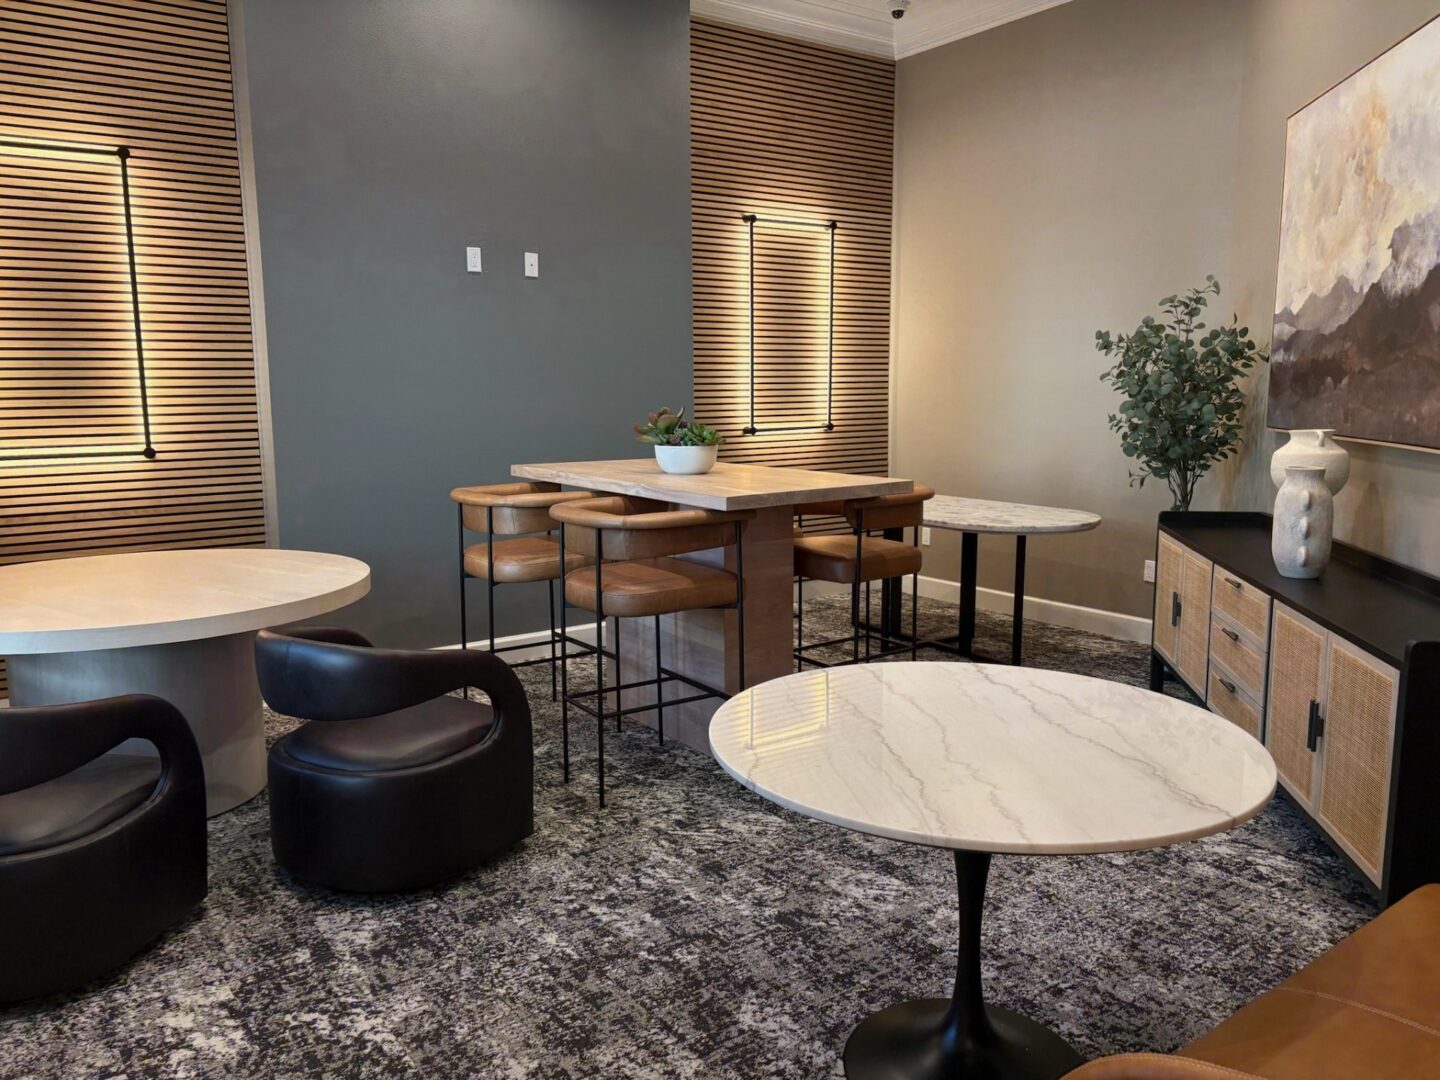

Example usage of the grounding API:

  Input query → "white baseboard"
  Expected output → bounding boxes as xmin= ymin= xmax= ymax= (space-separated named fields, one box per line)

xmin=799 ymin=576 xmax=1150 ymax=645
xmin=436 ymin=620 xmax=600 ymax=662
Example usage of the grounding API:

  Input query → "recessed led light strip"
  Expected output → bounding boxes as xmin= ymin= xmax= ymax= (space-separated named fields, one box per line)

xmin=741 ymin=212 xmax=837 ymax=436
xmin=0 ymin=138 xmax=156 ymax=463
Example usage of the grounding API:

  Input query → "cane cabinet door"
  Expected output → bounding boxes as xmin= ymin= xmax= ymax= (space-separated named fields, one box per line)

xmin=1176 ymin=548 xmax=1214 ymax=694
xmin=1316 ymin=638 xmax=1399 ymax=885
xmin=1267 ymin=603 xmax=1326 ymax=805
xmin=1153 ymin=533 xmax=1184 ymax=666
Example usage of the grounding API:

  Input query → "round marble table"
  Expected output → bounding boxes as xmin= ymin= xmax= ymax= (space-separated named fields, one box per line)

xmin=922 ymin=496 xmax=1101 ymax=666
xmin=0 ymin=549 xmax=371 ymax=815
xmin=709 ymin=663 xmax=1276 ymax=1079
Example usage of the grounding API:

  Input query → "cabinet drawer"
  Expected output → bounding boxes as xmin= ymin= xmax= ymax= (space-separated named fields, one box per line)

xmin=1209 ymin=664 xmax=1263 ymax=741
xmin=1210 ymin=617 xmax=1266 ymax=702
xmin=1212 ymin=567 xmax=1271 ymax=642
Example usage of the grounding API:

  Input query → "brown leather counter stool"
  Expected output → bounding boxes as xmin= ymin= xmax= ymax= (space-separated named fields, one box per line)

xmin=549 ymin=495 xmax=754 ymax=807
xmin=451 ymin=482 xmax=592 ymax=699
xmin=793 ymin=485 xmax=934 ymax=667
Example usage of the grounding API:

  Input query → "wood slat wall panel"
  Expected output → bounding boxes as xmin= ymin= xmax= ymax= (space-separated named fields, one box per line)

xmin=691 ymin=19 xmax=893 ymax=486
xmin=0 ymin=0 xmax=263 ymax=695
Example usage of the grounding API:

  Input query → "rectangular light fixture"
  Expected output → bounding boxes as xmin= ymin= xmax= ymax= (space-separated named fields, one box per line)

xmin=741 ymin=213 xmax=837 ymax=436
xmin=0 ymin=138 xmax=155 ymax=463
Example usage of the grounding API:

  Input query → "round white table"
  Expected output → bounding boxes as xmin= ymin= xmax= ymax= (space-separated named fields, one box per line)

xmin=0 ymin=549 xmax=370 ymax=815
xmin=710 ymin=662 xmax=1276 ymax=1079
xmin=922 ymin=496 xmax=1101 ymax=666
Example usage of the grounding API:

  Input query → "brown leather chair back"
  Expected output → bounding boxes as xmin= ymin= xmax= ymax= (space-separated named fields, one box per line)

xmin=550 ymin=496 xmax=753 ymax=561
xmin=451 ymin=481 xmax=593 ymax=535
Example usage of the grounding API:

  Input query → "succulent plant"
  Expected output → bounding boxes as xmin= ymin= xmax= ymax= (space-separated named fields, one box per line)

xmin=633 ymin=406 xmax=724 ymax=447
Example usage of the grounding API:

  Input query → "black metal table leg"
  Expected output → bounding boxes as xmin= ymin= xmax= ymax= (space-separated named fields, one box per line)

xmin=1011 ymin=535 xmax=1026 ymax=667
xmin=843 ymin=850 xmax=1082 ymax=1080
xmin=958 ymin=532 xmax=979 ymax=654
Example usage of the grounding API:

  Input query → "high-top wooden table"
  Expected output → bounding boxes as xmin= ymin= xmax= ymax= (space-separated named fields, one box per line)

xmin=512 ymin=459 xmax=912 ymax=747
xmin=711 ymin=663 xmax=1276 ymax=1079
xmin=0 ymin=549 xmax=370 ymax=815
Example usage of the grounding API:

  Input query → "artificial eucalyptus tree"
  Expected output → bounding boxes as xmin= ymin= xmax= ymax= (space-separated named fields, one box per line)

xmin=1095 ymin=277 xmax=1267 ymax=511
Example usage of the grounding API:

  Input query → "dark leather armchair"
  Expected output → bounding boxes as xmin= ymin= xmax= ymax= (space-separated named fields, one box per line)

xmin=256 ymin=627 xmax=534 ymax=893
xmin=0 ymin=694 xmax=207 ymax=1003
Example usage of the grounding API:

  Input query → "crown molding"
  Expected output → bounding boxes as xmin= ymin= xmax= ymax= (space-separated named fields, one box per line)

xmin=690 ymin=0 xmax=1077 ymax=60
xmin=893 ymin=0 xmax=1075 ymax=58
xmin=691 ymin=0 xmax=895 ymax=57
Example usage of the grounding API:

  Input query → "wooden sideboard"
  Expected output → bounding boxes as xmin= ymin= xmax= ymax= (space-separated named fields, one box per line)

xmin=1150 ymin=511 xmax=1440 ymax=907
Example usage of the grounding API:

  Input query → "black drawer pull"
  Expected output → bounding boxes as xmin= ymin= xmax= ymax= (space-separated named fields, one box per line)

xmin=1306 ymin=699 xmax=1325 ymax=751
xmin=1219 ymin=677 xmax=1237 ymax=695
xmin=1223 ymin=576 xmax=1243 ymax=590
xmin=1220 ymin=626 xmax=1240 ymax=643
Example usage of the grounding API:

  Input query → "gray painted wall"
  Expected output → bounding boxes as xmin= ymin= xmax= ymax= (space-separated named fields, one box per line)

xmin=236 ymin=0 xmax=692 ymax=647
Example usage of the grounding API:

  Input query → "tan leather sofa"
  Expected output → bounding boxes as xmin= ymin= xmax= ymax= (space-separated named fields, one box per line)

xmin=1066 ymin=884 xmax=1440 ymax=1079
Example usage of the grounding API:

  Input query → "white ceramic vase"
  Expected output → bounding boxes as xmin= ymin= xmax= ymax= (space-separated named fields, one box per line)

xmin=1272 ymin=466 xmax=1333 ymax=579
xmin=1270 ymin=428 xmax=1349 ymax=495
xmin=654 ymin=444 xmax=718 ymax=475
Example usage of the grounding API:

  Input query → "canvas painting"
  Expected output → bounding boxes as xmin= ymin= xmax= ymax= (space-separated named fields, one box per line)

xmin=1269 ymin=15 xmax=1440 ymax=451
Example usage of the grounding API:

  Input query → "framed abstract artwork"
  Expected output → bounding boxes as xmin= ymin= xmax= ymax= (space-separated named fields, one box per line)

xmin=1269 ymin=14 xmax=1440 ymax=452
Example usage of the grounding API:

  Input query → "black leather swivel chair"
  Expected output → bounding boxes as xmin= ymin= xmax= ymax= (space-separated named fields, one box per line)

xmin=256 ymin=627 xmax=534 ymax=893
xmin=0 ymin=694 xmax=207 ymax=1003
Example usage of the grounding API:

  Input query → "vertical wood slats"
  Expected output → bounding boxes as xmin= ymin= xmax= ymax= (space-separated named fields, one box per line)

xmin=691 ymin=19 xmax=893 ymax=480
xmin=0 ymin=0 xmax=263 ymax=695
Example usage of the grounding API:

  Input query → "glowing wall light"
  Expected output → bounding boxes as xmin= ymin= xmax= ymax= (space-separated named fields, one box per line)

xmin=741 ymin=212 xmax=837 ymax=436
xmin=0 ymin=138 xmax=155 ymax=463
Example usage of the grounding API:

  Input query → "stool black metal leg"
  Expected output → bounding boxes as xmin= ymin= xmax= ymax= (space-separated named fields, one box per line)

xmin=865 ymin=579 xmax=873 ymax=661
xmin=559 ymin=524 xmax=570 ymax=783
xmin=654 ymin=614 xmax=664 ymax=744
xmin=548 ymin=577 xmax=558 ymax=701
xmin=1012 ymin=535 xmax=1027 ymax=666
xmin=613 ymin=616 xmax=623 ymax=734
xmin=486 ymin=507 xmax=496 ymax=655
xmin=595 ymin=552 xmax=606 ymax=809
xmin=912 ymin=526 xmax=920 ymax=661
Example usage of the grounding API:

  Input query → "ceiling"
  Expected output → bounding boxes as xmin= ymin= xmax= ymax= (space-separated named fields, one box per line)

xmin=690 ymin=0 xmax=1077 ymax=59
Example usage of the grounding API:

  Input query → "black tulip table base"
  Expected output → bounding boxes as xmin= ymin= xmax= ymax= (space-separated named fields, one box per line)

xmin=843 ymin=850 xmax=1084 ymax=1080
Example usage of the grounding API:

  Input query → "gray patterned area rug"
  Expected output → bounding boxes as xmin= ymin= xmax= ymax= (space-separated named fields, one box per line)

xmin=0 ymin=597 xmax=1375 ymax=1079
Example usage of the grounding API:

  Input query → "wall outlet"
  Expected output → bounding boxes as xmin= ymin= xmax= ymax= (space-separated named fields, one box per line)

xmin=465 ymin=246 xmax=483 ymax=273
xmin=1143 ymin=559 xmax=1156 ymax=583
xmin=524 ymin=252 xmax=539 ymax=278
xmin=921 ymin=527 xmax=932 ymax=546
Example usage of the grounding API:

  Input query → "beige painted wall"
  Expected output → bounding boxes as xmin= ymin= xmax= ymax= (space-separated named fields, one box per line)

xmin=893 ymin=0 xmax=1248 ymax=619
xmin=1222 ymin=0 xmax=1440 ymax=582
xmin=895 ymin=0 xmax=1440 ymax=621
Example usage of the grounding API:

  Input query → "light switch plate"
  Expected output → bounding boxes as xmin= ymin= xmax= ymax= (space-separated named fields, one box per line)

xmin=921 ymin=528 xmax=932 ymax=546
xmin=524 ymin=252 xmax=539 ymax=278
xmin=465 ymin=247 xmax=483 ymax=273
xmin=1143 ymin=559 xmax=1156 ymax=583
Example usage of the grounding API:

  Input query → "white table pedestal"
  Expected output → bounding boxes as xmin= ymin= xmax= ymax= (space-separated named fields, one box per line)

xmin=9 ymin=632 xmax=266 ymax=816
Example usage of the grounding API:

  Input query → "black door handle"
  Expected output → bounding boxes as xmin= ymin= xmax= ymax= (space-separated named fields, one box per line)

xmin=1224 ymin=576 xmax=1243 ymax=589
xmin=1306 ymin=699 xmax=1324 ymax=751
xmin=1171 ymin=592 xmax=1181 ymax=626
xmin=1220 ymin=626 xmax=1240 ymax=643
xmin=1219 ymin=677 xmax=1237 ymax=694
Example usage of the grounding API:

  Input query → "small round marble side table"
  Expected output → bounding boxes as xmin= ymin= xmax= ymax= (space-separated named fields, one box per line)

xmin=921 ymin=495 xmax=1101 ymax=666
xmin=0 ymin=549 xmax=370 ymax=815
xmin=710 ymin=662 xmax=1276 ymax=1079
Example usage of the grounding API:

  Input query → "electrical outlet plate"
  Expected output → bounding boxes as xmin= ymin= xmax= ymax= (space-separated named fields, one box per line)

xmin=1143 ymin=559 xmax=1156 ymax=583
xmin=465 ymin=246 xmax=482 ymax=273
xmin=524 ymin=252 xmax=539 ymax=278
xmin=921 ymin=527 xmax=932 ymax=546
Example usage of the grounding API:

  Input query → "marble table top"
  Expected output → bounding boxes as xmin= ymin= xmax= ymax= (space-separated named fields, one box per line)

xmin=709 ymin=663 xmax=1275 ymax=854
xmin=512 ymin=458 xmax=911 ymax=512
xmin=923 ymin=495 xmax=1101 ymax=535
xmin=0 ymin=549 xmax=371 ymax=654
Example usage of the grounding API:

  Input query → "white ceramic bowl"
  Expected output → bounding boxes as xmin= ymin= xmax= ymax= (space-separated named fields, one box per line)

xmin=654 ymin=444 xmax=718 ymax=475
